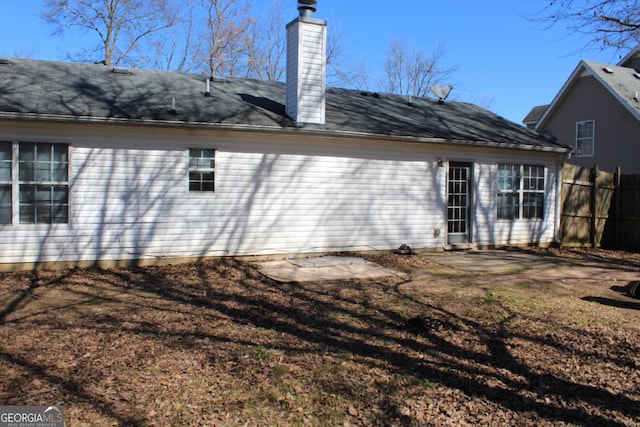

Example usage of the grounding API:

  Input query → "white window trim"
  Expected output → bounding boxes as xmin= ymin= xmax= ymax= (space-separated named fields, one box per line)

xmin=188 ymin=147 xmax=216 ymax=193
xmin=497 ymin=163 xmax=546 ymax=221
xmin=0 ymin=142 xmax=12 ymax=225
xmin=575 ymin=120 xmax=595 ymax=157
xmin=0 ymin=140 xmax=70 ymax=226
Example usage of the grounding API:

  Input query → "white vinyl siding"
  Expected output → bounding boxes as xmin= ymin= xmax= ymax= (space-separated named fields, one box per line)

xmin=0 ymin=124 xmax=562 ymax=268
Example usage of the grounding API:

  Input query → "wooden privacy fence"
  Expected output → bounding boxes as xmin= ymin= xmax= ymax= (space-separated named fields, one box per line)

xmin=560 ymin=163 xmax=640 ymax=251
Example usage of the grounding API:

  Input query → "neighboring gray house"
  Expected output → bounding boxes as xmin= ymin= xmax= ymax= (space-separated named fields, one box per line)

xmin=522 ymin=105 xmax=549 ymax=130
xmin=0 ymin=2 xmax=570 ymax=271
xmin=529 ymin=47 xmax=640 ymax=173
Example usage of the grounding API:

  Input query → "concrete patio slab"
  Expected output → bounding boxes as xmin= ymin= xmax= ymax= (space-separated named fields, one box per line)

xmin=258 ymin=256 xmax=407 ymax=283
xmin=424 ymin=250 xmax=569 ymax=273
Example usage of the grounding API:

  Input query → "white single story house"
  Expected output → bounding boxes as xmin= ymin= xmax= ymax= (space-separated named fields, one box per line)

xmin=0 ymin=2 xmax=571 ymax=271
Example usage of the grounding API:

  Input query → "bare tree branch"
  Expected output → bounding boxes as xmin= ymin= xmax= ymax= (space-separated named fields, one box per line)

xmin=42 ymin=0 xmax=179 ymax=67
xmin=382 ymin=40 xmax=458 ymax=98
xmin=198 ymin=0 xmax=253 ymax=77
xmin=534 ymin=0 xmax=640 ymax=51
xmin=244 ymin=0 xmax=286 ymax=81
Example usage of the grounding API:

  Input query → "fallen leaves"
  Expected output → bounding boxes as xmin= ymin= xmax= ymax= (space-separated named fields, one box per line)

xmin=0 ymin=250 xmax=639 ymax=426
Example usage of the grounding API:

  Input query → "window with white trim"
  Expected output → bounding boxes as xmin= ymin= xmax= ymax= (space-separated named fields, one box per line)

xmin=497 ymin=164 xmax=545 ymax=220
xmin=18 ymin=142 xmax=69 ymax=224
xmin=0 ymin=142 xmax=11 ymax=224
xmin=189 ymin=148 xmax=215 ymax=192
xmin=576 ymin=120 xmax=594 ymax=157
xmin=522 ymin=165 xmax=546 ymax=219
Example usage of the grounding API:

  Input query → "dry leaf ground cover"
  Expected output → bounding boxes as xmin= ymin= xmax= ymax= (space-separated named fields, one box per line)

xmin=0 ymin=248 xmax=639 ymax=426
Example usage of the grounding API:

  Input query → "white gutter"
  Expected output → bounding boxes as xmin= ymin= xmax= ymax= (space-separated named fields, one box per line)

xmin=0 ymin=113 xmax=573 ymax=154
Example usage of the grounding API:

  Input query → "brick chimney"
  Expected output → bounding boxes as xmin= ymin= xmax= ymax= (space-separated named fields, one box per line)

xmin=286 ymin=0 xmax=327 ymax=125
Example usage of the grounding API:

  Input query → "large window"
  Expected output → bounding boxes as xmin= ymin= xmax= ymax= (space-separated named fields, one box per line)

xmin=497 ymin=164 xmax=545 ymax=220
xmin=16 ymin=142 xmax=69 ymax=224
xmin=0 ymin=142 xmax=11 ymax=224
xmin=189 ymin=148 xmax=215 ymax=192
xmin=576 ymin=120 xmax=595 ymax=157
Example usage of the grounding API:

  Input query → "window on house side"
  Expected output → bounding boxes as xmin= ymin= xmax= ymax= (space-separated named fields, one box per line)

xmin=497 ymin=164 xmax=545 ymax=220
xmin=522 ymin=165 xmax=545 ymax=219
xmin=0 ymin=142 xmax=11 ymax=224
xmin=189 ymin=148 xmax=215 ymax=192
xmin=576 ymin=120 xmax=595 ymax=157
xmin=18 ymin=142 xmax=69 ymax=224
xmin=497 ymin=164 xmax=520 ymax=220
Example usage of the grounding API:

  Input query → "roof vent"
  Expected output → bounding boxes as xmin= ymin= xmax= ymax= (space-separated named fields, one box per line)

xmin=0 ymin=58 xmax=12 ymax=66
xmin=112 ymin=67 xmax=130 ymax=74
xmin=603 ymin=66 xmax=614 ymax=74
xmin=298 ymin=0 xmax=317 ymax=17
xmin=633 ymin=72 xmax=640 ymax=80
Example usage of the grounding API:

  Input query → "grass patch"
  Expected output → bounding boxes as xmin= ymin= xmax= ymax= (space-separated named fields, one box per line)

xmin=245 ymin=345 xmax=271 ymax=361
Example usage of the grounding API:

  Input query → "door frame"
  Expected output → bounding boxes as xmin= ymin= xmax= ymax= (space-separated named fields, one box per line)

xmin=446 ymin=161 xmax=474 ymax=247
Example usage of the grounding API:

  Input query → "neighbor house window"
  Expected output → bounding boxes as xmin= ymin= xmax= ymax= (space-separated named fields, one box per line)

xmin=18 ymin=142 xmax=69 ymax=224
xmin=0 ymin=142 xmax=11 ymax=224
xmin=576 ymin=120 xmax=594 ymax=157
xmin=189 ymin=148 xmax=215 ymax=192
xmin=497 ymin=164 xmax=545 ymax=220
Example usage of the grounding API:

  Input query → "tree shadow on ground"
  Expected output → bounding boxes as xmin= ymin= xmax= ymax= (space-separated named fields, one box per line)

xmin=582 ymin=282 xmax=640 ymax=311
xmin=0 ymin=257 xmax=638 ymax=426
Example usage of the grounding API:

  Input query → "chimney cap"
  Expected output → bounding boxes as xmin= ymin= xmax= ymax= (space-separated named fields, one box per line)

xmin=298 ymin=0 xmax=317 ymax=16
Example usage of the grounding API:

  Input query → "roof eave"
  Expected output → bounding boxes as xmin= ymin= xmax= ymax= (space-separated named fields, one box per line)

xmin=617 ymin=46 xmax=640 ymax=66
xmin=0 ymin=112 xmax=571 ymax=154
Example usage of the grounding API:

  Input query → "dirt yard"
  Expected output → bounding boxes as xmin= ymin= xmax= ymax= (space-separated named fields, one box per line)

xmin=0 ymin=248 xmax=639 ymax=426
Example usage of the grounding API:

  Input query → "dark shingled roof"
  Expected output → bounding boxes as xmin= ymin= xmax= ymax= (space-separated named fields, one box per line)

xmin=0 ymin=58 xmax=570 ymax=153
xmin=522 ymin=104 xmax=549 ymax=125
